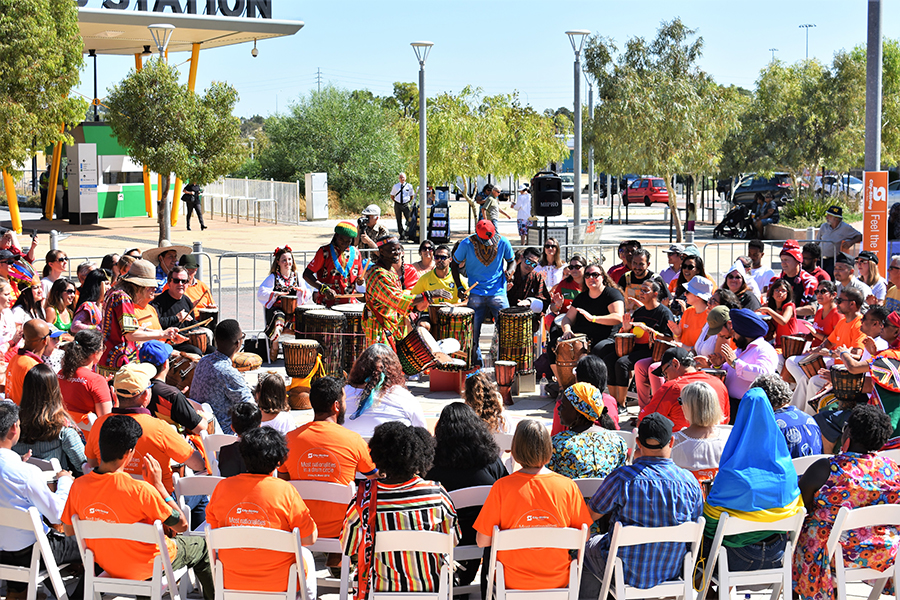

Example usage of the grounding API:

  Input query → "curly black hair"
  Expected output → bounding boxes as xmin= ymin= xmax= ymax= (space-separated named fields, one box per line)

xmin=368 ymin=422 xmax=435 ymax=480
xmin=432 ymin=402 xmax=500 ymax=470
xmin=575 ymin=354 xmax=608 ymax=392
xmin=240 ymin=426 xmax=289 ymax=474
xmin=846 ymin=405 xmax=894 ymax=452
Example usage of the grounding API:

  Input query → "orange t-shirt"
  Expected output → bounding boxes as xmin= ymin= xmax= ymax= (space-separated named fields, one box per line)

xmin=679 ymin=306 xmax=709 ymax=349
xmin=85 ymin=411 xmax=194 ymax=493
xmin=206 ymin=473 xmax=317 ymax=593
xmin=277 ymin=421 xmax=376 ymax=537
xmin=472 ymin=471 xmax=593 ymax=591
xmin=6 ymin=352 xmax=41 ymax=405
xmin=62 ymin=470 xmax=178 ymax=581
xmin=133 ymin=302 xmax=161 ymax=330
xmin=828 ymin=314 xmax=865 ymax=352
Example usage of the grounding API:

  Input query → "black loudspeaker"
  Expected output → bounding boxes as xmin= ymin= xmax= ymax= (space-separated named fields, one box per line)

xmin=532 ymin=171 xmax=562 ymax=217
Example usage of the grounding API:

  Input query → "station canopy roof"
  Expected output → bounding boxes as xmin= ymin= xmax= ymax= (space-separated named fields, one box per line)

xmin=78 ymin=8 xmax=303 ymax=56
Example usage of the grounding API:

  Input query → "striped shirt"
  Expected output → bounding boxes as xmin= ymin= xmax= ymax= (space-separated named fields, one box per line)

xmin=363 ymin=266 xmax=414 ymax=346
xmin=341 ymin=478 xmax=459 ymax=593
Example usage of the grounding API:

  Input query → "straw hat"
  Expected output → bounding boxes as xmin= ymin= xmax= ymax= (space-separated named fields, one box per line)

xmin=121 ymin=259 xmax=159 ymax=288
xmin=142 ymin=240 xmax=191 ymax=265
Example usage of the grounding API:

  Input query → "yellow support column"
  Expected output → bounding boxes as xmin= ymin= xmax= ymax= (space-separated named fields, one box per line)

xmin=45 ymin=124 xmax=65 ymax=220
xmin=2 ymin=170 xmax=22 ymax=234
xmin=171 ymin=43 xmax=201 ymax=228
xmin=135 ymin=53 xmax=153 ymax=218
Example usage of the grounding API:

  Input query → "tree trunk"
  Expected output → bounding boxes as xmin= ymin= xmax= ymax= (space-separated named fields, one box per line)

xmin=158 ymin=173 xmax=171 ymax=244
xmin=667 ymin=171 xmax=683 ymax=242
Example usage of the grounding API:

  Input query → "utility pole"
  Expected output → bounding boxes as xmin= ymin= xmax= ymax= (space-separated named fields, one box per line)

xmin=864 ymin=0 xmax=882 ymax=172
xmin=799 ymin=24 xmax=815 ymax=60
xmin=316 ymin=68 xmax=323 ymax=93
xmin=769 ymin=48 xmax=778 ymax=62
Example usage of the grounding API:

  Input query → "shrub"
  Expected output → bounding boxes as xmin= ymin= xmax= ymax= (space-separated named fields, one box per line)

xmin=779 ymin=194 xmax=861 ymax=229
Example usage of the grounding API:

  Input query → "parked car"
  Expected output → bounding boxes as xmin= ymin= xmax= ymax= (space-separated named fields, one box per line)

xmin=622 ymin=177 xmax=670 ymax=207
xmin=889 ymin=179 xmax=900 ymax=204
xmin=559 ymin=173 xmax=574 ymax=199
xmin=729 ymin=173 xmax=795 ymax=205
xmin=815 ymin=174 xmax=864 ymax=199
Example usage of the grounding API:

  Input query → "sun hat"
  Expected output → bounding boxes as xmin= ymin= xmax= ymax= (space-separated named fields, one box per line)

xmin=121 ymin=259 xmax=159 ymax=288
xmin=142 ymin=240 xmax=191 ymax=265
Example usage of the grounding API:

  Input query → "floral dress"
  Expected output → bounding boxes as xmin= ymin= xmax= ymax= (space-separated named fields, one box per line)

xmin=793 ymin=452 xmax=900 ymax=600
xmin=548 ymin=429 xmax=627 ymax=479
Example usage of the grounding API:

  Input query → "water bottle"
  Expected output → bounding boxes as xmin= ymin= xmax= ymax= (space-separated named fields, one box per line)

xmin=539 ymin=375 xmax=548 ymax=397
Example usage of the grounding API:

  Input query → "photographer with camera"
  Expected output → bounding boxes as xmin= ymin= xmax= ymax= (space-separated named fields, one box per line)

xmin=356 ymin=204 xmax=389 ymax=249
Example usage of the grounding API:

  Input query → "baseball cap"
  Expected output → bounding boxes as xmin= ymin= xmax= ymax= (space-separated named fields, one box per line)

xmin=638 ymin=413 xmax=674 ymax=449
xmin=179 ymin=254 xmax=200 ymax=269
xmin=667 ymin=244 xmax=685 ymax=255
xmin=706 ymin=306 xmax=731 ymax=337
xmin=652 ymin=346 xmax=691 ymax=377
xmin=857 ymin=250 xmax=879 ymax=264
xmin=113 ymin=363 xmax=156 ymax=397
xmin=361 ymin=204 xmax=381 ymax=216
xmin=835 ymin=252 xmax=855 ymax=267
xmin=826 ymin=205 xmax=843 ymax=219
xmin=138 ymin=340 xmax=174 ymax=368
xmin=475 ymin=220 xmax=496 ymax=246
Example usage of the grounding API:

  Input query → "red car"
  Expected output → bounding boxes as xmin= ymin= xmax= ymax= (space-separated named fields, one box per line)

xmin=622 ymin=177 xmax=670 ymax=206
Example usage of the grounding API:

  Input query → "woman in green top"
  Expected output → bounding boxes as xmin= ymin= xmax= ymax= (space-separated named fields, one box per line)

xmin=45 ymin=277 xmax=76 ymax=331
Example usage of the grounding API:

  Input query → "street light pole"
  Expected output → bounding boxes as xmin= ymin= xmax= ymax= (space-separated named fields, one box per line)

xmin=567 ymin=30 xmax=590 ymax=230
xmin=148 ymin=23 xmax=175 ymax=241
xmin=864 ymin=0 xmax=882 ymax=172
xmin=587 ymin=76 xmax=594 ymax=220
xmin=769 ymin=48 xmax=778 ymax=62
xmin=411 ymin=41 xmax=433 ymax=245
xmin=799 ymin=24 xmax=815 ymax=60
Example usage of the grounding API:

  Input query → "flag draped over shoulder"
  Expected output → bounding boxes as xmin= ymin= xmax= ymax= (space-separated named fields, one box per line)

xmin=703 ymin=387 xmax=803 ymax=545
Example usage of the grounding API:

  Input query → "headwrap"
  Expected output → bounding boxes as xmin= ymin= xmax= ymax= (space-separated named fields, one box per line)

xmin=730 ymin=308 xmax=768 ymax=339
xmin=563 ymin=382 xmax=603 ymax=422
xmin=335 ymin=221 xmax=358 ymax=239
xmin=703 ymin=387 xmax=803 ymax=542
xmin=888 ymin=311 xmax=900 ymax=330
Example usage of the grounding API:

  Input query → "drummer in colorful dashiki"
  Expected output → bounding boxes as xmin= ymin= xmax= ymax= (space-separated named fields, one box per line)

xmin=363 ymin=236 xmax=450 ymax=347
xmin=258 ymin=245 xmax=310 ymax=361
xmin=302 ymin=221 xmax=363 ymax=308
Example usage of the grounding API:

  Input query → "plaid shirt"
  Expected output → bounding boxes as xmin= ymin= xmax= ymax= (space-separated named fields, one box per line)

xmin=363 ymin=266 xmax=414 ymax=346
xmin=588 ymin=457 xmax=703 ymax=589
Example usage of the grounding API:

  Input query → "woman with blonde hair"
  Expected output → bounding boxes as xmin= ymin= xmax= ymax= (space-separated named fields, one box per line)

xmin=473 ymin=419 xmax=593 ymax=593
xmin=856 ymin=251 xmax=886 ymax=305
xmin=670 ymin=380 xmax=729 ymax=471
xmin=537 ymin=237 xmax=565 ymax=289
xmin=463 ymin=370 xmax=509 ymax=433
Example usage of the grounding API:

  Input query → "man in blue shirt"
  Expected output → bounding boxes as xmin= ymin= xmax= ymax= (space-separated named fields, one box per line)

xmin=0 ymin=402 xmax=84 ymax=600
xmin=580 ymin=413 xmax=703 ymax=597
xmin=451 ymin=220 xmax=515 ymax=366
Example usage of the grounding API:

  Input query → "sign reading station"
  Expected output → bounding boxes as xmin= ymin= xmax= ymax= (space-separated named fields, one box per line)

xmin=76 ymin=0 xmax=273 ymax=19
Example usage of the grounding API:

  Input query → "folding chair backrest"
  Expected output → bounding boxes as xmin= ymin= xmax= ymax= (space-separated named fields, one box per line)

xmin=447 ymin=486 xmax=493 ymax=595
xmin=826 ymin=505 xmax=900 ymax=600
xmin=792 ymin=454 xmax=829 ymax=476
xmin=205 ymin=525 xmax=308 ymax=600
xmin=0 ymin=506 xmax=70 ymax=600
xmin=174 ymin=474 xmax=224 ymax=500
xmin=878 ymin=449 xmax=900 ymax=464
xmin=827 ymin=504 xmax=900 ymax=557
xmin=371 ymin=530 xmax=455 ymax=600
xmin=447 ymin=485 xmax=492 ymax=511
xmin=493 ymin=431 xmax=514 ymax=454
xmin=573 ymin=478 xmax=604 ymax=500
xmin=611 ymin=430 xmax=636 ymax=462
xmin=201 ymin=433 xmax=239 ymax=477
xmin=26 ymin=456 xmax=62 ymax=473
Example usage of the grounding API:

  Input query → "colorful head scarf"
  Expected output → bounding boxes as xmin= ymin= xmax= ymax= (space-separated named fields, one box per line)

xmin=703 ymin=387 xmax=803 ymax=538
xmin=563 ymin=382 xmax=603 ymax=422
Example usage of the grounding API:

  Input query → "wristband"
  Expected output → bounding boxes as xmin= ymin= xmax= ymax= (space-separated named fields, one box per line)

xmin=163 ymin=495 xmax=175 ymax=504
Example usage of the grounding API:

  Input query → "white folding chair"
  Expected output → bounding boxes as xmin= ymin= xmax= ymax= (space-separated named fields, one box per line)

xmin=447 ymin=486 xmax=493 ymax=598
xmin=289 ymin=479 xmax=356 ymax=600
xmin=486 ymin=524 xmax=589 ymax=600
xmin=826 ymin=504 xmax=900 ymax=600
xmin=791 ymin=454 xmax=830 ymax=476
xmin=597 ymin=518 xmax=705 ymax=600
xmin=173 ymin=473 xmax=224 ymax=533
xmin=493 ymin=431 xmax=514 ymax=454
xmin=611 ymin=430 xmax=636 ymax=464
xmin=573 ymin=478 xmax=605 ymax=501
xmin=878 ymin=449 xmax=900 ymax=464
xmin=201 ymin=432 xmax=239 ymax=477
xmin=0 ymin=506 xmax=71 ymax=600
xmin=71 ymin=514 xmax=188 ymax=600
xmin=698 ymin=509 xmax=807 ymax=600
xmin=206 ymin=525 xmax=311 ymax=600
xmin=370 ymin=529 xmax=456 ymax=600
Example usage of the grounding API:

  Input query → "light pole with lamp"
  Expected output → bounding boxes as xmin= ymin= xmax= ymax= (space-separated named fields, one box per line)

xmin=769 ymin=48 xmax=778 ymax=62
xmin=586 ymin=71 xmax=594 ymax=220
xmin=411 ymin=41 xmax=433 ymax=245
xmin=147 ymin=23 xmax=176 ymax=240
xmin=799 ymin=24 xmax=815 ymax=60
xmin=567 ymin=30 xmax=589 ymax=230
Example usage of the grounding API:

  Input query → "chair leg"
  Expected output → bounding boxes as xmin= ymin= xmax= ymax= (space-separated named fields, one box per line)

xmin=339 ymin=554 xmax=351 ymax=600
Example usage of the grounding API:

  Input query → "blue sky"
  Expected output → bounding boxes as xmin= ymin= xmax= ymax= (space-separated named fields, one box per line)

xmin=74 ymin=0 xmax=899 ymax=119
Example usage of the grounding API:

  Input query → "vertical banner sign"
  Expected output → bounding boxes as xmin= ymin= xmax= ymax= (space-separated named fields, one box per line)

xmin=864 ymin=171 xmax=889 ymax=276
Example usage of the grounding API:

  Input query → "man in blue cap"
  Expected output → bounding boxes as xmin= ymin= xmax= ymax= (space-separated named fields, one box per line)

xmin=139 ymin=340 xmax=213 ymax=436
xmin=716 ymin=308 xmax=779 ymax=419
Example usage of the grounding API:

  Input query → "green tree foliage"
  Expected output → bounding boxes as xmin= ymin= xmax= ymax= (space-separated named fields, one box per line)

xmin=584 ymin=19 xmax=741 ymax=240
xmin=258 ymin=85 xmax=403 ymax=199
xmin=106 ymin=58 xmax=244 ymax=243
xmin=0 ymin=0 xmax=87 ymax=172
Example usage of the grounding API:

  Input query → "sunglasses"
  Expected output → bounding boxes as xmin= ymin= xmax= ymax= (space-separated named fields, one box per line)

xmin=585 ymin=272 xmax=601 ymax=279
xmin=890 ymin=265 xmax=900 ymax=271
xmin=421 ymin=247 xmax=434 ymax=252
xmin=544 ymin=244 xmax=558 ymax=249
xmin=815 ymin=289 xmax=831 ymax=295
xmin=682 ymin=264 xmax=697 ymax=270
xmin=568 ymin=264 xmax=583 ymax=270
xmin=64 ymin=289 xmax=76 ymax=294
xmin=52 ymin=257 xmax=68 ymax=263
xmin=726 ymin=274 xmax=742 ymax=280
xmin=172 ymin=278 xmax=189 ymax=284
xmin=434 ymin=255 xmax=450 ymax=261
xmin=524 ymin=259 xmax=538 ymax=268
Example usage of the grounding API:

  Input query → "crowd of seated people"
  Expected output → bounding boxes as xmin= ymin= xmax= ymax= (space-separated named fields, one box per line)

xmin=4 ymin=227 xmax=900 ymax=600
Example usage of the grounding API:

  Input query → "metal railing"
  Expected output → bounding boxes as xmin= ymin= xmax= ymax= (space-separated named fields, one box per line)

xmin=201 ymin=177 xmax=302 ymax=225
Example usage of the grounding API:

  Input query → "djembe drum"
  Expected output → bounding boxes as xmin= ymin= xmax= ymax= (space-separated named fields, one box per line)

xmin=304 ymin=309 xmax=346 ymax=378
xmin=651 ymin=337 xmax=678 ymax=363
xmin=782 ymin=335 xmax=807 ymax=358
xmin=799 ymin=353 xmax=826 ymax=378
xmin=332 ymin=304 xmax=365 ymax=374
xmin=761 ymin=315 xmax=776 ymax=341
xmin=428 ymin=303 xmax=447 ymax=339
xmin=396 ymin=327 xmax=446 ymax=375
xmin=498 ymin=306 xmax=533 ymax=373
xmin=197 ymin=307 xmax=219 ymax=331
xmin=495 ymin=360 xmax=518 ymax=406
xmin=280 ymin=294 xmax=298 ymax=329
xmin=166 ymin=351 xmax=200 ymax=393
xmin=830 ymin=365 xmax=865 ymax=401
xmin=702 ymin=369 xmax=727 ymax=383
xmin=187 ymin=327 xmax=211 ymax=354
xmin=281 ymin=338 xmax=320 ymax=379
xmin=556 ymin=334 xmax=590 ymax=390
xmin=437 ymin=306 xmax=475 ymax=367
xmin=615 ymin=333 xmax=636 ymax=358
xmin=293 ymin=303 xmax=323 ymax=336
